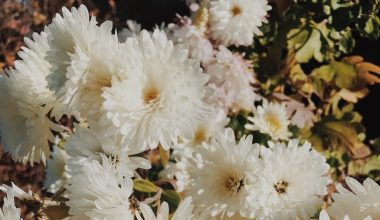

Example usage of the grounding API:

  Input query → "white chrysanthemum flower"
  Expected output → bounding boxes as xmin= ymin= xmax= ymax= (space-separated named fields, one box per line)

xmin=0 ymin=192 xmax=21 ymax=220
xmin=45 ymin=5 xmax=117 ymax=119
xmin=137 ymin=197 xmax=193 ymax=220
xmin=160 ymin=110 xmax=228 ymax=192
xmin=46 ymin=5 xmax=110 ymax=93
xmin=0 ymin=69 xmax=61 ymax=165
xmin=208 ymin=0 xmax=271 ymax=46
xmin=245 ymin=99 xmax=292 ymax=140
xmin=246 ymin=140 xmax=331 ymax=220
xmin=328 ymin=177 xmax=380 ymax=220
xmin=66 ymin=155 xmax=134 ymax=220
xmin=65 ymin=126 xmax=151 ymax=178
xmin=190 ymin=128 xmax=262 ymax=218
xmin=169 ymin=17 xmax=213 ymax=64
xmin=15 ymin=31 xmax=54 ymax=102
xmin=0 ymin=182 xmax=32 ymax=200
xmin=60 ymin=32 xmax=131 ymax=119
xmin=206 ymin=46 xmax=259 ymax=113
xmin=44 ymin=144 xmax=71 ymax=194
xmin=102 ymin=29 xmax=210 ymax=152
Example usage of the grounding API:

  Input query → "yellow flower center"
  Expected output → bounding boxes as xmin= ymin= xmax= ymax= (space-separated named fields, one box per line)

xmin=143 ymin=86 xmax=159 ymax=104
xmin=142 ymin=84 xmax=163 ymax=111
xmin=225 ymin=177 xmax=245 ymax=194
xmin=274 ymin=180 xmax=289 ymax=194
xmin=231 ymin=5 xmax=242 ymax=16
xmin=193 ymin=127 xmax=206 ymax=145
xmin=266 ymin=113 xmax=282 ymax=132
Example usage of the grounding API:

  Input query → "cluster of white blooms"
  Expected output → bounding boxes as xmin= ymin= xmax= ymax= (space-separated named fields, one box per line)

xmin=189 ymin=129 xmax=330 ymax=220
xmin=164 ymin=0 xmax=269 ymax=114
xmin=1 ymin=2 xmax=379 ymax=220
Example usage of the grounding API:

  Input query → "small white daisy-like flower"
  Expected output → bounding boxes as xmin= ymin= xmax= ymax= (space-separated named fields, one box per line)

xmin=190 ymin=128 xmax=262 ymax=218
xmin=65 ymin=126 xmax=151 ymax=178
xmin=245 ymin=99 xmax=292 ymax=140
xmin=328 ymin=177 xmax=380 ymax=220
xmin=206 ymin=46 xmax=259 ymax=113
xmin=137 ymin=197 xmax=193 ymax=220
xmin=0 ymin=191 xmax=21 ymax=220
xmin=0 ymin=69 xmax=61 ymax=165
xmin=246 ymin=140 xmax=331 ymax=220
xmin=208 ymin=0 xmax=271 ymax=46
xmin=66 ymin=155 xmax=134 ymax=220
xmin=169 ymin=17 xmax=214 ymax=64
xmin=102 ymin=29 xmax=210 ymax=152
xmin=44 ymin=145 xmax=71 ymax=194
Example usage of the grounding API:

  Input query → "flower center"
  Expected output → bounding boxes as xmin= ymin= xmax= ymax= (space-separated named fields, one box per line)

xmin=128 ymin=196 xmax=139 ymax=215
xmin=231 ymin=5 xmax=242 ymax=16
xmin=100 ymin=77 xmax=112 ymax=88
xmin=193 ymin=127 xmax=206 ymax=145
xmin=266 ymin=114 xmax=282 ymax=132
xmin=142 ymin=84 xmax=163 ymax=111
xmin=225 ymin=177 xmax=245 ymax=194
xmin=274 ymin=180 xmax=289 ymax=194
xmin=143 ymin=86 xmax=159 ymax=104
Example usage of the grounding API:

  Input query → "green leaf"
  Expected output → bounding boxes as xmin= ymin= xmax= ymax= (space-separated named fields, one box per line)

xmin=311 ymin=65 xmax=334 ymax=83
xmin=331 ymin=60 xmax=357 ymax=89
xmin=370 ymin=138 xmax=380 ymax=154
xmin=133 ymin=179 xmax=158 ymax=193
xmin=288 ymin=21 xmax=336 ymax=64
xmin=161 ymin=190 xmax=181 ymax=212
xmin=348 ymin=155 xmax=380 ymax=176
xmin=364 ymin=155 xmax=380 ymax=173
xmin=288 ymin=28 xmax=323 ymax=63
xmin=365 ymin=19 xmax=374 ymax=34
xmin=311 ymin=60 xmax=358 ymax=89
xmin=303 ymin=119 xmax=370 ymax=158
